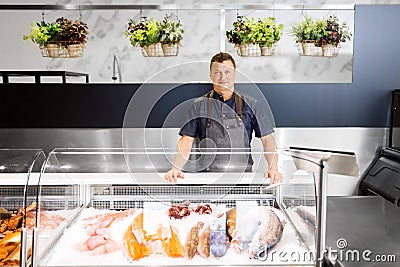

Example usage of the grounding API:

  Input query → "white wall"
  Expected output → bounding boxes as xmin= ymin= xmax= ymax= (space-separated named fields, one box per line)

xmin=0 ymin=3 xmax=355 ymax=83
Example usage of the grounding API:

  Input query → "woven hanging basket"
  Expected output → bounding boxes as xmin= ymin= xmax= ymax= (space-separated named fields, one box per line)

xmin=161 ymin=43 xmax=179 ymax=56
xmin=142 ymin=43 xmax=164 ymax=57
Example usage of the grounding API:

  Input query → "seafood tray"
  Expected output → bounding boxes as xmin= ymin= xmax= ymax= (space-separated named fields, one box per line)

xmin=33 ymin=148 xmax=317 ymax=266
xmin=39 ymin=204 xmax=314 ymax=266
xmin=35 ymin=181 xmax=316 ymax=267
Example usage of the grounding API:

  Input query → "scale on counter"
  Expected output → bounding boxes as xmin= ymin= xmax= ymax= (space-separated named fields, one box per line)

xmin=287 ymin=146 xmax=359 ymax=267
xmin=359 ymin=89 xmax=400 ymax=206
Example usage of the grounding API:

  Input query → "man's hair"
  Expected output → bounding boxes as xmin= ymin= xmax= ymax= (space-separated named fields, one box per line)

xmin=210 ymin=52 xmax=236 ymax=70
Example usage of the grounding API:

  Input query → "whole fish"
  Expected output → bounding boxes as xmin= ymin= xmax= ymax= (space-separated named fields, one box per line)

xmin=185 ymin=222 xmax=202 ymax=259
xmin=296 ymin=206 xmax=316 ymax=227
xmin=197 ymin=223 xmax=210 ymax=258
xmin=249 ymin=206 xmax=285 ymax=259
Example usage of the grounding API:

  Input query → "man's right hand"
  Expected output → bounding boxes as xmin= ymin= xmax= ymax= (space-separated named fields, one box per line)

xmin=164 ymin=167 xmax=185 ymax=183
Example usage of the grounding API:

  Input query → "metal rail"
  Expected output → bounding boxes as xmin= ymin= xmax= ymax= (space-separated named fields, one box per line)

xmin=0 ymin=4 xmax=355 ymax=10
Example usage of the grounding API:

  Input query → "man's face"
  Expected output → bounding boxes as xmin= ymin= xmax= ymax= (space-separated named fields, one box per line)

xmin=210 ymin=60 xmax=236 ymax=92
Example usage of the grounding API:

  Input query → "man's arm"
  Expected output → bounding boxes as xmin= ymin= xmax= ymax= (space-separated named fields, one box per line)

xmin=164 ymin=135 xmax=195 ymax=182
xmin=260 ymin=134 xmax=283 ymax=184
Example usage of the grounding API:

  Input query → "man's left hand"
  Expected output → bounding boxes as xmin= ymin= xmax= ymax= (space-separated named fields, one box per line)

xmin=265 ymin=169 xmax=283 ymax=184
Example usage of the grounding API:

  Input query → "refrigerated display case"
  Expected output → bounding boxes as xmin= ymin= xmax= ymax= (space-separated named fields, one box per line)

xmin=33 ymin=148 xmax=319 ymax=267
xmin=0 ymin=149 xmax=46 ymax=267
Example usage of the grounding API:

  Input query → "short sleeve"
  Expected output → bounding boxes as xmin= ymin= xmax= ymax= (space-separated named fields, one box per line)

xmin=179 ymin=102 xmax=198 ymax=138
xmin=251 ymin=100 xmax=275 ymax=138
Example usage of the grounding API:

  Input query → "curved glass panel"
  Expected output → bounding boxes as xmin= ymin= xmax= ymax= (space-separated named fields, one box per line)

xmin=33 ymin=150 xmax=84 ymax=267
xmin=0 ymin=149 xmax=46 ymax=267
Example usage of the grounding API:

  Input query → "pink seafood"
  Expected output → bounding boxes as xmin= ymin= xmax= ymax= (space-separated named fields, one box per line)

xmin=76 ymin=224 xmax=119 ymax=255
xmin=82 ymin=209 xmax=136 ymax=230
xmin=76 ymin=209 xmax=137 ymax=255
xmin=85 ymin=235 xmax=119 ymax=255
xmin=35 ymin=211 xmax=66 ymax=230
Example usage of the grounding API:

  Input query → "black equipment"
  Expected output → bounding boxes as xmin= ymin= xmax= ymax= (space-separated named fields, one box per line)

xmin=359 ymin=90 xmax=400 ymax=206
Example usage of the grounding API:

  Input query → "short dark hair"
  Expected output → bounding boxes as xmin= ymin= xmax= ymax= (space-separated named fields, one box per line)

xmin=210 ymin=52 xmax=236 ymax=70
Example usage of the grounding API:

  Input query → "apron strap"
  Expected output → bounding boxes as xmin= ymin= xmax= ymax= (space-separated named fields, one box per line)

xmin=206 ymin=90 xmax=214 ymax=128
xmin=206 ymin=90 xmax=243 ymax=127
xmin=235 ymin=92 xmax=243 ymax=118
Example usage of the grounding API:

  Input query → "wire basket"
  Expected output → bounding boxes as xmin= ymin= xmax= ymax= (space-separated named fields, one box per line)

xmin=295 ymin=41 xmax=341 ymax=58
xmin=40 ymin=41 xmax=85 ymax=58
xmin=236 ymin=43 xmax=277 ymax=57
xmin=141 ymin=43 xmax=164 ymax=57
xmin=260 ymin=43 xmax=277 ymax=56
xmin=321 ymin=44 xmax=341 ymax=57
xmin=236 ymin=43 xmax=260 ymax=57
xmin=161 ymin=43 xmax=179 ymax=56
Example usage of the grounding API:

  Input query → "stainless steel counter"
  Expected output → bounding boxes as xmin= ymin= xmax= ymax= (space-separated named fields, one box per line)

xmin=326 ymin=196 xmax=400 ymax=267
xmin=0 ymin=127 xmax=387 ymax=197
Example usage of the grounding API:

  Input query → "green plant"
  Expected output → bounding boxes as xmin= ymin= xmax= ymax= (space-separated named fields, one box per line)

xmin=226 ymin=16 xmax=252 ymax=45
xmin=255 ymin=17 xmax=284 ymax=47
xmin=316 ymin=15 xmax=352 ymax=47
xmin=56 ymin=17 xmax=89 ymax=45
xmin=23 ymin=17 xmax=89 ymax=48
xmin=226 ymin=16 xmax=283 ymax=47
xmin=23 ymin=21 xmax=61 ymax=46
xmin=290 ymin=15 xmax=325 ymax=43
xmin=241 ymin=17 xmax=259 ymax=44
xmin=125 ymin=17 xmax=160 ymax=47
xmin=158 ymin=14 xmax=183 ymax=44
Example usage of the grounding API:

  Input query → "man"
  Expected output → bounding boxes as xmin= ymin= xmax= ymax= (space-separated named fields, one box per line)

xmin=164 ymin=52 xmax=283 ymax=184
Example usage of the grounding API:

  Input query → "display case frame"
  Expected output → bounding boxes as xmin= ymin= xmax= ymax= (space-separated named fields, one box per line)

xmin=34 ymin=148 xmax=319 ymax=267
xmin=0 ymin=148 xmax=46 ymax=267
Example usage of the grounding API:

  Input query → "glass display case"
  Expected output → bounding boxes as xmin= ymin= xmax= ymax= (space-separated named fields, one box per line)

xmin=34 ymin=148 xmax=318 ymax=267
xmin=0 ymin=149 xmax=46 ymax=267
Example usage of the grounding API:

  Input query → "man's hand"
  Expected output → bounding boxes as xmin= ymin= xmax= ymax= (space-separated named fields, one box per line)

xmin=264 ymin=169 xmax=283 ymax=185
xmin=164 ymin=167 xmax=185 ymax=183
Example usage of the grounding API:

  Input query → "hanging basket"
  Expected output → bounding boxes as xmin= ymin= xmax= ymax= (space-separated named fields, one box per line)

xmin=301 ymin=40 xmax=316 ymax=56
xmin=321 ymin=44 xmax=341 ymax=57
xmin=40 ymin=41 xmax=85 ymax=58
xmin=67 ymin=44 xmax=85 ymax=58
xmin=260 ymin=43 xmax=277 ymax=56
xmin=296 ymin=42 xmax=341 ymax=58
xmin=42 ymin=43 xmax=65 ymax=58
xmin=142 ymin=43 xmax=164 ymax=57
xmin=161 ymin=43 xmax=179 ymax=56
xmin=236 ymin=43 xmax=260 ymax=57
xmin=295 ymin=41 xmax=322 ymax=57
xmin=235 ymin=43 xmax=277 ymax=57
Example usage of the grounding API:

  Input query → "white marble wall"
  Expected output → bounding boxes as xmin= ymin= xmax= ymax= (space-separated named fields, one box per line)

xmin=0 ymin=2 xmax=356 ymax=83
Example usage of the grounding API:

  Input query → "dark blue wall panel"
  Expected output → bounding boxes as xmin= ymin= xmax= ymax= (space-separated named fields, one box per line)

xmin=260 ymin=5 xmax=400 ymax=127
